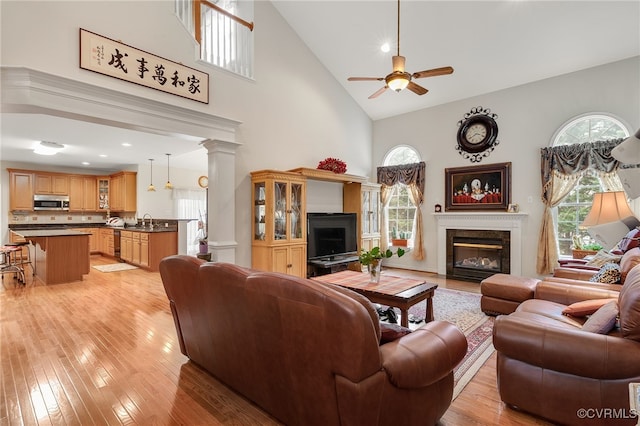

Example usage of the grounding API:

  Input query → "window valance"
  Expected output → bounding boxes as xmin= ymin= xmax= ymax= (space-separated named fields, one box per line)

xmin=377 ymin=162 xmax=425 ymax=193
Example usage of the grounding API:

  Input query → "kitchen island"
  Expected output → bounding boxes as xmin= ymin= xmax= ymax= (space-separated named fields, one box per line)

xmin=15 ymin=229 xmax=90 ymax=284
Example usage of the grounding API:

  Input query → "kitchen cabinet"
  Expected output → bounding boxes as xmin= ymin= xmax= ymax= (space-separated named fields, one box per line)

xmin=250 ymin=170 xmax=306 ymax=277
xmin=76 ymin=227 xmax=99 ymax=252
xmin=344 ymin=182 xmax=381 ymax=253
xmin=99 ymin=228 xmax=115 ymax=256
xmin=69 ymin=176 xmax=98 ymax=211
xmin=109 ymin=171 xmax=137 ymax=212
xmin=120 ymin=230 xmax=175 ymax=271
xmin=97 ymin=177 xmax=109 ymax=210
xmin=34 ymin=173 xmax=69 ymax=195
xmin=8 ymin=170 xmax=34 ymax=211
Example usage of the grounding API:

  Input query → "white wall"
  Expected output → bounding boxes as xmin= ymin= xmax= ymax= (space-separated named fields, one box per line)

xmin=0 ymin=0 xmax=372 ymax=267
xmin=374 ymin=57 xmax=640 ymax=277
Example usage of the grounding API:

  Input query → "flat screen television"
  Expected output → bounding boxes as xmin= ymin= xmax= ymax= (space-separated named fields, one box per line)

xmin=307 ymin=213 xmax=358 ymax=261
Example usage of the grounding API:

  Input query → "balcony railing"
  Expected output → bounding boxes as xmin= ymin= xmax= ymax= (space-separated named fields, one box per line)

xmin=176 ymin=0 xmax=254 ymax=79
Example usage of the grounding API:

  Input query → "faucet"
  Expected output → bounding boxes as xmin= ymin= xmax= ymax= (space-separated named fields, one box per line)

xmin=142 ymin=213 xmax=153 ymax=229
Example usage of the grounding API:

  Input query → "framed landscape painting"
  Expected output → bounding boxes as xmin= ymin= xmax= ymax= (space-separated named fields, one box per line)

xmin=445 ymin=162 xmax=511 ymax=211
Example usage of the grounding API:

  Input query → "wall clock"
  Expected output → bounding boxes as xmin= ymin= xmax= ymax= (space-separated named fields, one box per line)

xmin=198 ymin=175 xmax=209 ymax=188
xmin=456 ymin=106 xmax=499 ymax=163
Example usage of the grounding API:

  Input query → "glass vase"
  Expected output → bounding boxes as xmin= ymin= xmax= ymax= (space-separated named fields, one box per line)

xmin=368 ymin=260 xmax=382 ymax=283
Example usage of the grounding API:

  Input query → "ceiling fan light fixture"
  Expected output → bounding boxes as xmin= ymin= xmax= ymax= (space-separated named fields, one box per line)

xmin=386 ymin=73 xmax=410 ymax=92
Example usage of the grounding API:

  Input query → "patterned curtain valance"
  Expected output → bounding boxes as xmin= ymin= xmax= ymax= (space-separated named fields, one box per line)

xmin=541 ymin=139 xmax=623 ymax=176
xmin=377 ymin=161 xmax=425 ymax=191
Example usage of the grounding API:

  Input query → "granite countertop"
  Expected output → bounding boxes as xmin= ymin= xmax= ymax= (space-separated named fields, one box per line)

xmin=9 ymin=223 xmax=178 ymax=233
xmin=14 ymin=229 xmax=92 ymax=237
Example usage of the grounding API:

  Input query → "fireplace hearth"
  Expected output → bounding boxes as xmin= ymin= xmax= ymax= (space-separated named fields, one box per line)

xmin=446 ymin=229 xmax=511 ymax=282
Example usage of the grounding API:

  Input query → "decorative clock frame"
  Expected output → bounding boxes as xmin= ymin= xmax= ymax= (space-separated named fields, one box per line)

xmin=456 ymin=106 xmax=499 ymax=163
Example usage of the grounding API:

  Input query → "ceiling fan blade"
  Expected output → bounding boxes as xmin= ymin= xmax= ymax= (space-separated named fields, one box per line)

xmin=368 ymin=86 xmax=388 ymax=99
xmin=348 ymin=77 xmax=384 ymax=82
xmin=412 ymin=66 xmax=454 ymax=79
xmin=407 ymin=81 xmax=428 ymax=96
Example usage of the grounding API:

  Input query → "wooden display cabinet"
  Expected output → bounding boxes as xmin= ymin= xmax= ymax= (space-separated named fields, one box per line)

xmin=250 ymin=170 xmax=307 ymax=277
xmin=343 ymin=182 xmax=381 ymax=253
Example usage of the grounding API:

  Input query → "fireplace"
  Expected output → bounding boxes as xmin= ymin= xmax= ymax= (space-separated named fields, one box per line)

xmin=446 ymin=229 xmax=511 ymax=282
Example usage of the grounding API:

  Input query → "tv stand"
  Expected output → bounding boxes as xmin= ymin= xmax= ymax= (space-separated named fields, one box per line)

xmin=307 ymin=255 xmax=359 ymax=277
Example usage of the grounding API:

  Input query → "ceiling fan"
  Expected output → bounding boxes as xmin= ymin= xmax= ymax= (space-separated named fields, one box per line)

xmin=347 ymin=0 xmax=454 ymax=99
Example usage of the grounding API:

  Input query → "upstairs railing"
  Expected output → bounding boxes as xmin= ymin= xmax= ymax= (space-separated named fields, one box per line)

xmin=176 ymin=0 xmax=254 ymax=79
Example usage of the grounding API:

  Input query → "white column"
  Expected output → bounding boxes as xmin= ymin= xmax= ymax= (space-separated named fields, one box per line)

xmin=201 ymin=139 xmax=241 ymax=263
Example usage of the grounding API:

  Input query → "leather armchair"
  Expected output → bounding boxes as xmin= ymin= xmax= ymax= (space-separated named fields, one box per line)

xmin=160 ymin=255 xmax=468 ymax=426
xmin=493 ymin=263 xmax=640 ymax=425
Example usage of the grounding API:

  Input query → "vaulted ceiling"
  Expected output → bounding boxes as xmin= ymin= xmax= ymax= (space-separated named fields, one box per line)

xmin=2 ymin=1 xmax=638 ymax=171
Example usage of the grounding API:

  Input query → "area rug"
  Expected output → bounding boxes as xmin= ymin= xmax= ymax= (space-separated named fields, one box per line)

xmin=381 ymin=287 xmax=495 ymax=400
xmin=92 ymin=263 xmax=139 ymax=273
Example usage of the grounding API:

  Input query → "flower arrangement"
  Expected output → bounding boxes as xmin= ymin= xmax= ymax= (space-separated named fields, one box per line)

xmin=317 ymin=157 xmax=347 ymax=174
xmin=358 ymin=246 xmax=405 ymax=266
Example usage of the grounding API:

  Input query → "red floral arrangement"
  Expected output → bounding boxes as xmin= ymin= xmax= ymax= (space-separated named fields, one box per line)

xmin=317 ymin=157 xmax=347 ymax=174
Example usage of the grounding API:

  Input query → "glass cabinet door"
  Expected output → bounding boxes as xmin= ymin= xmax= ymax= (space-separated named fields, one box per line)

xmin=254 ymin=182 xmax=266 ymax=241
xmin=362 ymin=190 xmax=371 ymax=234
xmin=274 ymin=182 xmax=287 ymax=240
xmin=370 ymin=190 xmax=379 ymax=234
xmin=290 ymin=183 xmax=303 ymax=239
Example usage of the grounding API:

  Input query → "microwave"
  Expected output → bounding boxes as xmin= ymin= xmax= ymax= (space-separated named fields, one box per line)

xmin=33 ymin=194 xmax=70 ymax=211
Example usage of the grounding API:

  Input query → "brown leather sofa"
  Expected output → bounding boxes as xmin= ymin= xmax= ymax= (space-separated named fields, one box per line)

xmin=159 ymin=255 xmax=468 ymax=426
xmin=493 ymin=263 xmax=640 ymax=425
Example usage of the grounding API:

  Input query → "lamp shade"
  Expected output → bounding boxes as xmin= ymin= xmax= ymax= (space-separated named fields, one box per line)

xmin=580 ymin=191 xmax=635 ymax=227
xmin=612 ymin=128 xmax=640 ymax=164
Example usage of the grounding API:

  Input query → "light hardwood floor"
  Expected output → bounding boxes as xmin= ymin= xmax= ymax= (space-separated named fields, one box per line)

xmin=0 ymin=256 xmax=551 ymax=425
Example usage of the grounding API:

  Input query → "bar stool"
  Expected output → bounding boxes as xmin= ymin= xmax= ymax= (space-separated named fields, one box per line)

xmin=0 ymin=245 xmax=26 ymax=284
xmin=5 ymin=241 xmax=33 ymax=276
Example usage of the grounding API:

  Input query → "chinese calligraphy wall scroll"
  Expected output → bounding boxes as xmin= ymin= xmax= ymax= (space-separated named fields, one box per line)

xmin=80 ymin=28 xmax=209 ymax=104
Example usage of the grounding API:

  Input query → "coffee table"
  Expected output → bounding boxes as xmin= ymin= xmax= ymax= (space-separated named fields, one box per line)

xmin=312 ymin=270 xmax=438 ymax=328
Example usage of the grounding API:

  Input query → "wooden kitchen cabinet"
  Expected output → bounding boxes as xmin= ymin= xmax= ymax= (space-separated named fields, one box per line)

xmin=120 ymin=230 xmax=174 ymax=271
xmin=76 ymin=228 xmax=99 ymax=253
xmin=99 ymin=228 xmax=115 ymax=256
xmin=69 ymin=176 xmax=98 ymax=211
xmin=250 ymin=170 xmax=306 ymax=277
xmin=8 ymin=170 xmax=34 ymax=211
xmin=34 ymin=173 xmax=69 ymax=195
xmin=109 ymin=171 xmax=137 ymax=212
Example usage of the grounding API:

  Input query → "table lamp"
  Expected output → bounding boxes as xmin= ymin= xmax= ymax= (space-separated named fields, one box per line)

xmin=581 ymin=191 xmax=640 ymax=250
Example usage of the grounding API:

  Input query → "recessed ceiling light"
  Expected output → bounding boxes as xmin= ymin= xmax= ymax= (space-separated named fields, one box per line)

xmin=122 ymin=143 xmax=132 ymax=147
xmin=99 ymin=154 xmax=107 ymax=158
xmin=34 ymin=141 xmax=65 ymax=156
xmin=381 ymin=43 xmax=390 ymax=53
xmin=82 ymin=162 xmax=90 ymax=166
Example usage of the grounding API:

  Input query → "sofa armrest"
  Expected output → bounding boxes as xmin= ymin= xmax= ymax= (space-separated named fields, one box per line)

xmin=379 ymin=321 xmax=467 ymax=389
xmin=536 ymin=280 xmax=620 ymax=305
xmin=494 ymin=314 xmax=640 ymax=379
xmin=553 ymin=266 xmax=598 ymax=280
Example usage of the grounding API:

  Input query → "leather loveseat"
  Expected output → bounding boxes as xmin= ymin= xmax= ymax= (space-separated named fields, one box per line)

xmin=159 ymin=255 xmax=468 ymax=426
xmin=493 ymin=262 xmax=640 ymax=425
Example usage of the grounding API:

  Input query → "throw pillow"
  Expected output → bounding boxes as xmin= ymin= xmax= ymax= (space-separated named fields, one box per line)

xmin=562 ymin=298 xmax=618 ymax=317
xmin=582 ymin=301 xmax=619 ymax=334
xmin=585 ymin=250 xmax=623 ymax=267
xmin=618 ymin=228 xmax=640 ymax=253
xmin=379 ymin=322 xmax=412 ymax=344
xmin=588 ymin=263 xmax=622 ymax=284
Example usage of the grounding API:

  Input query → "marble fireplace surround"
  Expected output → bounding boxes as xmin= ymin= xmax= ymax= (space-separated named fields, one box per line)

xmin=434 ymin=212 xmax=528 ymax=276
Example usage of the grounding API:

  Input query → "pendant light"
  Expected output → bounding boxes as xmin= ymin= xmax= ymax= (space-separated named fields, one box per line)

xmin=147 ymin=159 xmax=156 ymax=192
xmin=164 ymin=153 xmax=174 ymax=190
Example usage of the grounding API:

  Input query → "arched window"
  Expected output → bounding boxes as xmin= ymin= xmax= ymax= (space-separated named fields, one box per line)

xmin=383 ymin=146 xmax=420 ymax=246
xmin=553 ymin=114 xmax=630 ymax=256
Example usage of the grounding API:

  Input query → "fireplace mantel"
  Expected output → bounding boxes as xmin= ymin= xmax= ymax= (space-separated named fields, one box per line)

xmin=434 ymin=212 xmax=528 ymax=276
